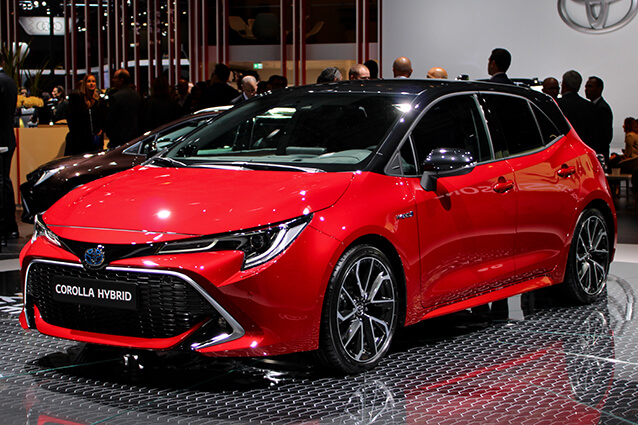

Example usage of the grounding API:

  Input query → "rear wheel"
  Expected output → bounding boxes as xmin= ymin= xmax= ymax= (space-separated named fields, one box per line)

xmin=316 ymin=245 xmax=399 ymax=374
xmin=562 ymin=209 xmax=610 ymax=304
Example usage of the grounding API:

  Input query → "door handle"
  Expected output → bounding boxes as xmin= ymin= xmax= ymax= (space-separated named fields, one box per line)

xmin=493 ymin=179 xmax=514 ymax=193
xmin=558 ymin=165 xmax=576 ymax=178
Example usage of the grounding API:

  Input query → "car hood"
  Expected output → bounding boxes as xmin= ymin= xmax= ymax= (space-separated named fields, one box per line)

xmin=32 ymin=152 xmax=103 ymax=174
xmin=44 ymin=165 xmax=353 ymax=239
xmin=32 ymin=144 xmax=130 ymax=174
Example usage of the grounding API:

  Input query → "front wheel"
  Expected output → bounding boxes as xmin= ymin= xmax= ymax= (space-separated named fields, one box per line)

xmin=562 ymin=208 xmax=611 ymax=304
xmin=316 ymin=245 xmax=399 ymax=374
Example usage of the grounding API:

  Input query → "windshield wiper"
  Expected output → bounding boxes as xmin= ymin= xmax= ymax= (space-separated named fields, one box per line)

xmin=148 ymin=156 xmax=186 ymax=168
xmin=216 ymin=161 xmax=325 ymax=173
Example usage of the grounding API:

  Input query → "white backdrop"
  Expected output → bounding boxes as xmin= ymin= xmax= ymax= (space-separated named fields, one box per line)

xmin=381 ymin=0 xmax=637 ymax=151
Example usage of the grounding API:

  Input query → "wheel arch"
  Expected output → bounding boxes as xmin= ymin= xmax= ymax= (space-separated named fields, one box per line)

xmin=341 ymin=234 xmax=408 ymax=328
xmin=582 ymin=198 xmax=617 ymax=256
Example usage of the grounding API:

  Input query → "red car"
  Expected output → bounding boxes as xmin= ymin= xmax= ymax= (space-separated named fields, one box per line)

xmin=20 ymin=80 xmax=616 ymax=373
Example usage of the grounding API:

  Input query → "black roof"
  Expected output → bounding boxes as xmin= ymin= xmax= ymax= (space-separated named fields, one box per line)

xmin=283 ymin=78 xmax=543 ymax=98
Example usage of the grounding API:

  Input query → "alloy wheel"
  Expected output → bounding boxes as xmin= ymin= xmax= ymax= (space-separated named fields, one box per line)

xmin=575 ymin=214 xmax=609 ymax=296
xmin=336 ymin=255 xmax=397 ymax=363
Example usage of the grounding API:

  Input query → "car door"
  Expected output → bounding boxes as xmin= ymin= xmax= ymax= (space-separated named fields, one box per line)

xmin=480 ymin=93 xmax=580 ymax=279
xmin=402 ymin=94 xmax=519 ymax=310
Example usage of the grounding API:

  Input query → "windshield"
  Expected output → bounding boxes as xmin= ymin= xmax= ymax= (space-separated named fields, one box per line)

xmin=163 ymin=91 xmax=413 ymax=172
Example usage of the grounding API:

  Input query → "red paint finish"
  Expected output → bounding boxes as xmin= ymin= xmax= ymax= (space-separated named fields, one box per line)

xmin=20 ymin=150 xmax=616 ymax=356
xmin=19 ymin=82 xmax=618 ymax=366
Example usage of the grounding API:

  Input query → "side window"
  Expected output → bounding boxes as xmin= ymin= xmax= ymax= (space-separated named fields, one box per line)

xmin=137 ymin=118 xmax=209 ymax=155
xmin=411 ymin=95 xmax=491 ymax=168
xmin=532 ymin=104 xmax=561 ymax=144
xmin=482 ymin=94 xmax=544 ymax=156
xmin=401 ymin=138 xmax=418 ymax=175
xmin=385 ymin=140 xmax=417 ymax=176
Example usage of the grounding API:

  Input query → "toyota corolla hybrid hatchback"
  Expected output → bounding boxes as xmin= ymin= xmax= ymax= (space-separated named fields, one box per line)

xmin=19 ymin=106 xmax=230 ymax=223
xmin=20 ymin=80 xmax=617 ymax=374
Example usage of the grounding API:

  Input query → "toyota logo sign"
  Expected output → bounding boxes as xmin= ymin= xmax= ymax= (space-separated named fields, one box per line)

xmin=558 ymin=0 xmax=638 ymax=33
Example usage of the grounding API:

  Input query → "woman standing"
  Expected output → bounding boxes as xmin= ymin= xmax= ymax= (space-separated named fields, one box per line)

xmin=65 ymin=74 xmax=105 ymax=155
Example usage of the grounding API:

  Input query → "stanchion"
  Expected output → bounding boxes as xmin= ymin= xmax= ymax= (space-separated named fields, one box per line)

xmin=0 ymin=145 xmax=8 ymax=252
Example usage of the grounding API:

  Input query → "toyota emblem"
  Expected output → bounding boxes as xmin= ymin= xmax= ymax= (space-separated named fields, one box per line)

xmin=558 ymin=0 xmax=638 ymax=33
xmin=84 ymin=245 xmax=106 ymax=268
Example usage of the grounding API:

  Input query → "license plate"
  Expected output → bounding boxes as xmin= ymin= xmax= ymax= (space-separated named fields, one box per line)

xmin=52 ymin=277 xmax=138 ymax=310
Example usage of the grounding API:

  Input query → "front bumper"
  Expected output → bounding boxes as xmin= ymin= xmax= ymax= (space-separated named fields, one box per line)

xmin=20 ymin=224 xmax=339 ymax=357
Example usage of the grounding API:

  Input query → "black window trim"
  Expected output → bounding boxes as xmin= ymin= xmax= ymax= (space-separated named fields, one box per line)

xmin=384 ymin=89 xmax=568 ymax=177
xmin=386 ymin=91 xmax=500 ymax=177
xmin=478 ymin=91 xmax=566 ymax=161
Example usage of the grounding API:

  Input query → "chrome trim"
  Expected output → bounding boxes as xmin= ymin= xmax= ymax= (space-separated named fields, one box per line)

xmin=46 ymin=224 xmax=195 ymax=237
xmin=22 ymin=265 xmax=32 ymax=328
xmin=558 ymin=0 xmax=638 ymax=34
xmin=24 ymin=259 xmax=245 ymax=349
xmin=395 ymin=211 xmax=414 ymax=220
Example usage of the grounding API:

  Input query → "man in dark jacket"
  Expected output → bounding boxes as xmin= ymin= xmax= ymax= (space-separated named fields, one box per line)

xmin=0 ymin=52 xmax=19 ymax=238
xmin=557 ymin=70 xmax=597 ymax=150
xmin=585 ymin=76 xmax=613 ymax=163
xmin=198 ymin=64 xmax=239 ymax=108
xmin=488 ymin=48 xmax=513 ymax=85
xmin=106 ymin=68 xmax=142 ymax=148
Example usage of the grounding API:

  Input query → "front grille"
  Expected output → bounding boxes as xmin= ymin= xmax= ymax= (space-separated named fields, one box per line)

xmin=26 ymin=262 xmax=216 ymax=339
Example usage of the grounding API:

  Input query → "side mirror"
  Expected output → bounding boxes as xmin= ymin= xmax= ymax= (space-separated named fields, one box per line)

xmin=420 ymin=148 xmax=476 ymax=191
xmin=143 ymin=139 xmax=161 ymax=158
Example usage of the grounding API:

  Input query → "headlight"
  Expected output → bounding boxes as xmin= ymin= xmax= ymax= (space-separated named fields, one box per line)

xmin=33 ymin=167 xmax=63 ymax=187
xmin=158 ymin=215 xmax=311 ymax=269
xmin=32 ymin=214 xmax=62 ymax=247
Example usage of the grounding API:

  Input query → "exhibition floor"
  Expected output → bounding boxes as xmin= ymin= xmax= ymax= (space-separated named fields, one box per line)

xmin=1 ymin=197 xmax=637 ymax=424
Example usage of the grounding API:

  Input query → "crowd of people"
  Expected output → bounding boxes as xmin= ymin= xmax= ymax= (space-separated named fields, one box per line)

xmin=367 ymin=48 xmax=629 ymax=173
xmin=15 ymin=49 xmax=625 ymax=166
xmin=13 ymin=64 xmax=293 ymax=157
xmin=5 ymin=49 xmax=637 ymax=166
xmin=2 ymin=47 xmax=637 ymax=237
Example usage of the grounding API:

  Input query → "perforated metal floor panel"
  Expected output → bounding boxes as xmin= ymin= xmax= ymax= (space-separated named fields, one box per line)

xmin=1 ymin=263 xmax=637 ymax=425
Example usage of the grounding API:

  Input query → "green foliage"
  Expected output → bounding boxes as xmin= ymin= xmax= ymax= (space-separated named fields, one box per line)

xmin=25 ymin=61 xmax=49 ymax=96
xmin=2 ymin=42 xmax=50 ymax=95
xmin=1 ymin=42 xmax=27 ymax=87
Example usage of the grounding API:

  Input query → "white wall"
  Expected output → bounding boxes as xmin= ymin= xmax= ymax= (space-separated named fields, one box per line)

xmin=382 ymin=0 xmax=636 ymax=151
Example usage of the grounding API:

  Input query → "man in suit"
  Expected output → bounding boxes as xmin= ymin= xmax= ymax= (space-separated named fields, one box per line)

xmin=542 ymin=77 xmax=560 ymax=99
xmin=557 ymin=70 xmax=597 ymax=150
xmin=348 ymin=64 xmax=370 ymax=80
xmin=585 ymin=76 xmax=613 ymax=163
xmin=231 ymin=75 xmax=258 ymax=104
xmin=106 ymin=68 xmax=142 ymax=148
xmin=392 ymin=57 xmax=413 ymax=78
xmin=488 ymin=48 xmax=513 ymax=85
xmin=427 ymin=67 xmax=448 ymax=79
xmin=0 ymin=51 xmax=19 ymax=238
xmin=199 ymin=64 xmax=239 ymax=108
xmin=316 ymin=67 xmax=343 ymax=83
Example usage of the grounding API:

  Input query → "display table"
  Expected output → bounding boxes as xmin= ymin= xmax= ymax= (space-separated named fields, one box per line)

xmin=10 ymin=125 xmax=68 ymax=204
xmin=605 ymin=173 xmax=632 ymax=199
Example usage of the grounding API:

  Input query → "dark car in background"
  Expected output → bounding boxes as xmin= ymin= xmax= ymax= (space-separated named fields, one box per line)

xmin=20 ymin=107 xmax=230 ymax=223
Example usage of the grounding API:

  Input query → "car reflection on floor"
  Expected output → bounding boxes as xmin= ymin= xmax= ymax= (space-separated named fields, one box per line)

xmin=0 ymin=270 xmax=636 ymax=424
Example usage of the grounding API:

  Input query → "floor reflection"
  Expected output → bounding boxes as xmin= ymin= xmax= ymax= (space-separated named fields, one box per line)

xmin=0 ymin=272 xmax=636 ymax=424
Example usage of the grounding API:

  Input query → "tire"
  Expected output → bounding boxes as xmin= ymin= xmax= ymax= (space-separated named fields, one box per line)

xmin=316 ymin=245 xmax=399 ymax=374
xmin=562 ymin=208 xmax=611 ymax=304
